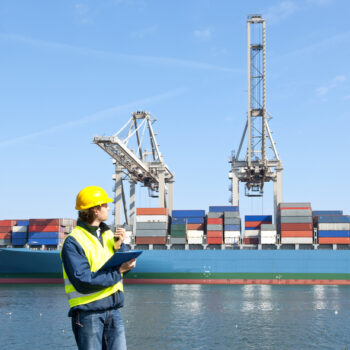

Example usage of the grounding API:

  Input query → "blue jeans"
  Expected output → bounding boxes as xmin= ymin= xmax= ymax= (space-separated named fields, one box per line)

xmin=72 ymin=309 xmax=127 ymax=350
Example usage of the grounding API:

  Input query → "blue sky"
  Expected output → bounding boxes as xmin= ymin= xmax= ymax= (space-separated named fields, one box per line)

xmin=0 ymin=0 xmax=349 ymax=221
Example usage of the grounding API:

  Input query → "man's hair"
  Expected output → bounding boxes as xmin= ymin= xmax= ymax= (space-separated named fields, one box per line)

xmin=78 ymin=207 xmax=97 ymax=224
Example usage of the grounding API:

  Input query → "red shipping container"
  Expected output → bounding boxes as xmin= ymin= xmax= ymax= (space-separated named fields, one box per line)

xmin=0 ymin=220 xmax=15 ymax=227
xmin=243 ymin=237 xmax=259 ymax=244
xmin=29 ymin=219 xmax=60 ymax=226
xmin=207 ymin=218 xmax=223 ymax=225
xmin=186 ymin=224 xmax=204 ymax=230
xmin=0 ymin=226 xmax=12 ymax=233
xmin=281 ymin=223 xmax=313 ymax=231
xmin=281 ymin=231 xmax=313 ymax=237
xmin=207 ymin=231 xmax=223 ymax=238
xmin=29 ymin=225 xmax=61 ymax=233
xmin=135 ymin=236 xmax=167 ymax=244
xmin=136 ymin=208 xmax=167 ymax=215
xmin=0 ymin=232 xmax=11 ymax=239
xmin=318 ymin=237 xmax=350 ymax=244
xmin=207 ymin=237 xmax=222 ymax=244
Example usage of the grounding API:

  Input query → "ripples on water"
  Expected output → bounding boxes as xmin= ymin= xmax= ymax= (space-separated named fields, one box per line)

xmin=0 ymin=284 xmax=349 ymax=349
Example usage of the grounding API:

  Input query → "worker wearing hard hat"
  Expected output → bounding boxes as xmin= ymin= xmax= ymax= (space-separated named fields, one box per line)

xmin=60 ymin=186 xmax=136 ymax=350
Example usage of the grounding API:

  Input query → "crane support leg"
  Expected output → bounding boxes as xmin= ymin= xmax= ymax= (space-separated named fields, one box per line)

xmin=158 ymin=170 xmax=165 ymax=208
xmin=114 ymin=166 xmax=123 ymax=227
xmin=231 ymin=172 xmax=239 ymax=206
xmin=273 ymin=168 xmax=283 ymax=224
xmin=168 ymin=181 xmax=174 ymax=214
xmin=129 ymin=180 xmax=136 ymax=231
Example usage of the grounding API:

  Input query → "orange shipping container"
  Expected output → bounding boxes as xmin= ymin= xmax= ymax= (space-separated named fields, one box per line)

xmin=281 ymin=223 xmax=313 ymax=231
xmin=135 ymin=236 xmax=167 ymax=244
xmin=29 ymin=225 xmax=61 ymax=233
xmin=0 ymin=220 xmax=15 ymax=227
xmin=0 ymin=232 xmax=11 ymax=239
xmin=318 ymin=237 xmax=350 ymax=244
xmin=0 ymin=226 xmax=12 ymax=233
xmin=245 ymin=221 xmax=272 ymax=228
xmin=206 ymin=231 xmax=223 ymax=238
xmin=186 ymin=224 xmax=204 ymax=230
xmin=207 ymin=218 xmax=223 ymax=225
xmin=29 ymin=219 xmax=60 ymax=226
xmin=136 ymin=208 xmax=167 ymax=215
xmin=281 ymin=231 xmax=313 ymax=237
xmin=207 ymin=237 xmax=222 ymax=244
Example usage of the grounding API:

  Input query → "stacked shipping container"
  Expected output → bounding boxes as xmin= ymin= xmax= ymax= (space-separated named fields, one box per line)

xmin=135 ymin=208 xmax=168 ymax=245
xmin=279 ymin=203 xmax=313 ymax=244
xmin=12 ymin=220 xmax=29 ymax=246
xmin=0 ymin=220 xmax=15 ymax=246
xmin=171 ymin=210 xmax=205 ymax=244
xmin=313 ymin=211 xmax=350 ymax=244
xmin=244 ymin=215 xmax=272 ymax=244
xmin=260 ymin=224 xmax=277 ymax=244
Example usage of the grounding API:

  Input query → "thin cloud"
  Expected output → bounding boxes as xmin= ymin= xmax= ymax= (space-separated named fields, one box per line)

xmin=265 ymin=1 xmax=299 ymax=23
xmin=131 ymin=25 xmax=157 ymax=39
xmin=316 ymin=75 xmax=346 ymax=97
xmin=75 ymin=3 xmax=92 ymax=24
xmin=0 ymin=33 xmax=239 ymax=74
xmin=193 ymin=28 xmax=213 ymax=41
xmin=0 ymin=88 xmax=187 ymax=148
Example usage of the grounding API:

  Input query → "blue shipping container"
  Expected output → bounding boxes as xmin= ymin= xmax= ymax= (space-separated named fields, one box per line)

xmin=318 ymin=230 xmax=350 ymax=238
xmin=172 ymin=210 xmax=205 ymax=218
xmin=312 ymin=211 xmax=343 ymax=216
xmin=245 ymin=215 xmax=272 ymax=222
xmin=171 ymin=218 xmax=187 ymax=224
xmin=209 ymin=206 xmax=239 ymax=212
xmin=316 ymin=216 xmax=350 ymax=223
xmin=28 ymin=238 xmax=60 ymax=245
xmin=11 ymin=232 xmax=27 ymax=239
xmin=11 ymin=239 xmax=27 ymax=245
xmin=16 ymin=220 xmax=30 ymax=226
xmin=224 ymin=224 xmax=240 ymax=231
xmin=29 ymin=232 xmax=60 ymax=239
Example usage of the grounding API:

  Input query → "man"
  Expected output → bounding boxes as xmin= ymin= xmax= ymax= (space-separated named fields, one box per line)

xmin=61 ymin=185 xmax=136 ymax=350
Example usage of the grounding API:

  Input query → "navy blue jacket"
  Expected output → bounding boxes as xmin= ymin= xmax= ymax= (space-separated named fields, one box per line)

xmin=61 ymin=220 xmax=129 ymax=317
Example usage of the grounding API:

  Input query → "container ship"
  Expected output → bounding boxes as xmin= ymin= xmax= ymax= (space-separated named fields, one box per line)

xmin=1 ymin=204 xmax=350 ymax=285
xmin=2 ymin=16 xmax=349 ymax=285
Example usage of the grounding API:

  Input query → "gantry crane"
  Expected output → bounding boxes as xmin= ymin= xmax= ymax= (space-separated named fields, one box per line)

xmin=93 ymin=111 xmax=174 ymax=228
xmin=229 ymin=15 xmax=283 ymax=222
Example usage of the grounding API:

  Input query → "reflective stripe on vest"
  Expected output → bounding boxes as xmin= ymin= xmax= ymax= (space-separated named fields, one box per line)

xmin=61 ymin=225 xmax=123 ymax=308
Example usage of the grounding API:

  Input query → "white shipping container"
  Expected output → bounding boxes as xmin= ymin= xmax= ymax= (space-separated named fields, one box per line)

xmin=244 ymin=230 xmax=260 ymax=237
xmin=136 ymin=215 xmax=168 ymax=222
xmin=261 ymin=237 xmax=277 ymax=244
xmin=318 ymin=223 xmax=350 ymax=230
xmin=281 ymin=237 xmax=313 ymax=244
xmin=187 ymin=230 xmax=204 ymax=238
xmin=224 ymin=237 xmax=240 ymax=244
xmin=12 ymin=226 xmax=27 ymax=233
xmin=188 ymin=237 xmax=203 ymax=244
xmin=224 ymin=231 xmax=241 ymax=238
xmin=260 ymin=230 xmax=277 ymax=237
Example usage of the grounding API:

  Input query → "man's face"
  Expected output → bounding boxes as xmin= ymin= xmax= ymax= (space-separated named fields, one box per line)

xmin=95 ymin=203 xmax=110 ymax=222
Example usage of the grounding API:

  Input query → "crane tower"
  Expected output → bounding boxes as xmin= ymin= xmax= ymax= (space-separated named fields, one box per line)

xmin=94 ymin=111 xmax=174 ymax=228
xmin=229 ymin=15 xmax=283 ymax=221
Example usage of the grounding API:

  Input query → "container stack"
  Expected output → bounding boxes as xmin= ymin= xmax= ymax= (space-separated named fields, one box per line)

xmin=12 ymin=220 xmax=30 ymax=247
xmin=171 ymin=210 xmax=205 ymax=244
xmin=135 ymin=208 xmax=168 ymax=245
xmin=0 ymin=220 xmax=16 ymax=246
xmin=28 ymin=219 xmax=65 ymax=247
xmin=244 ymin=215 xmax=272 ymax=244
xmin=122 ymin=225 xmax=133 ymax=245
xmin=260 ymin=224 xmax=277 ymax=244
xmin=207 ymin=207 xmax=227 ymax=244
xmin=279 ymin=203 xmax=313 ymax=244
xmin=222 ymin=206 xmax=241 ymax=244
xmin=61 ymin=218 xmax=76 ymax=235
xmin=313 ymin=211 xmax=350 ymax=244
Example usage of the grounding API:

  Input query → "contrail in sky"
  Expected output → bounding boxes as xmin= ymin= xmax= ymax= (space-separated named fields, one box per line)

xmin=0 ymin=33 xmax=240 ymax=74
xmin=0 ymin=88 xmax=186 ymax=148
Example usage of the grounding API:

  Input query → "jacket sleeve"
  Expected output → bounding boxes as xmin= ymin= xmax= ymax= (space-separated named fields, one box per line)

xmin=61 ymin=236 xmax=122 ymax=294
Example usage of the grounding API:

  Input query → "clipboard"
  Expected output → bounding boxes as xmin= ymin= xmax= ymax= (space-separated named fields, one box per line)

xmin=100 ymin=251 xmax=143 ymax=271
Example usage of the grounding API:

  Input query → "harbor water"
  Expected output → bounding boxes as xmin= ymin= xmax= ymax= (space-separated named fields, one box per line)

xmin=0 ymin=284 xmax=349 ymax=349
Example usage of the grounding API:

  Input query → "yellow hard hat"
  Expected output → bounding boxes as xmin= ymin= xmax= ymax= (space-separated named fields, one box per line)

xmin=75 ymin=186 xmax=113 ymax=210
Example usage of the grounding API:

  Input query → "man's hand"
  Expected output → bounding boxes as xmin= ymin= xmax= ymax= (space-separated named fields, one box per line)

xmin=119 ymin=258 xmax=136 ymax=273
xmin=114 ymin=227 xmax=126 ymax=250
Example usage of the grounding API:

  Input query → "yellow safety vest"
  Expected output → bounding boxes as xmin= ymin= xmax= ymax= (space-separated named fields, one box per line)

xmin=61 ymin=225 xmax=123 ymax=308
